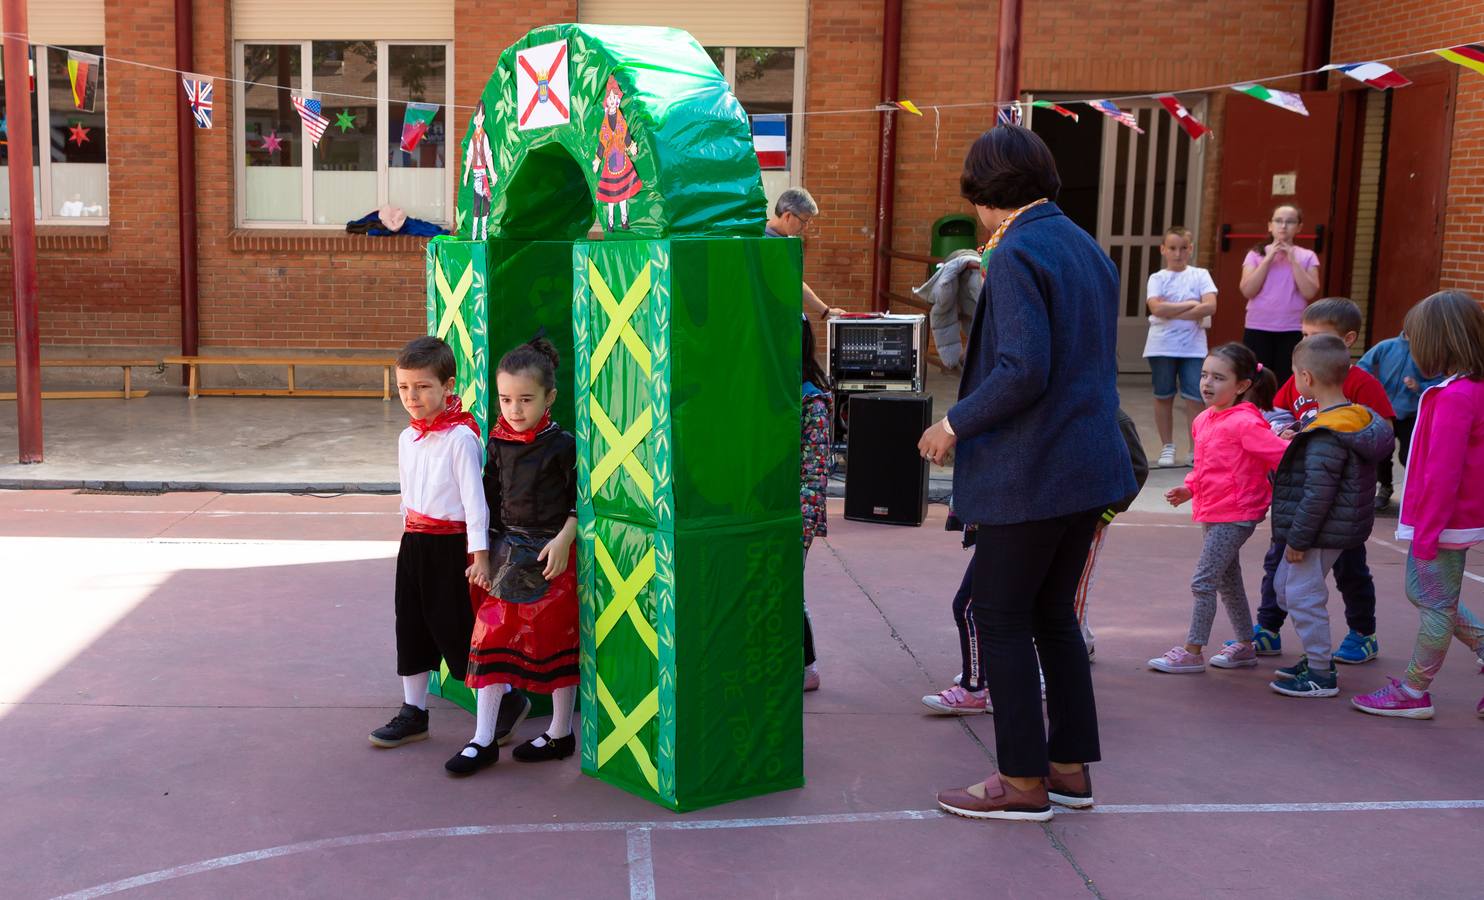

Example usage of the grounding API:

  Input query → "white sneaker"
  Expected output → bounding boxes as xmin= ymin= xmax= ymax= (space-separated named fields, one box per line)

xmin=1157 ymin=444 xmax=1177 ymax=467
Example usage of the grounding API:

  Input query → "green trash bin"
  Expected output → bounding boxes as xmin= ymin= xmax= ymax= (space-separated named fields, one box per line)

xmin=928 ymin=214 xmax=979 ymax=277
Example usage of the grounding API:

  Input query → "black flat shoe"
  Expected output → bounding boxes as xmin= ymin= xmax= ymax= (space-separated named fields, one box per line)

xmin=444 ymin=740 xmax=499 ymax=775
xmin=511 ymin=732 xmax=576 ymax=762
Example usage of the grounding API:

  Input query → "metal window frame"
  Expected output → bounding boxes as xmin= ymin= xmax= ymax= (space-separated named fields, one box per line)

xmin=235 ymin=38 xmax=455 ymax=229
xmin=1 ymin=43 xmax=111 ymax=226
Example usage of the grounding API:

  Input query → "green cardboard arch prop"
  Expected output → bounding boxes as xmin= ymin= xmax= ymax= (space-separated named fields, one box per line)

xmin=456 ymin=24 xmax=769 ymax=240
xmin=429 ymin=24 xmax=802 ymax=811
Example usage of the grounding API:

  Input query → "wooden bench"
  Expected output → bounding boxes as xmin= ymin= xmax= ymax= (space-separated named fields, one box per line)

xmin=163 ymin=355 xmax=396 ymax=400
xmin=0 ymin=358 xmax=159 ymax=400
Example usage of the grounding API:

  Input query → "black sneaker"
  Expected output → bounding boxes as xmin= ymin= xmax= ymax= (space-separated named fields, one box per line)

xmin=1375 ymin=486 xmax=1393 ymax=511
xmin=445 ymin=740 xmax=499 ymax=775
xmin=512 ymin=732 xmax=577 ymax=763
xmin=494 ymin=690 xmax=531 ymax=746
xmin=369 ymin=703 xmax=429 ymax=748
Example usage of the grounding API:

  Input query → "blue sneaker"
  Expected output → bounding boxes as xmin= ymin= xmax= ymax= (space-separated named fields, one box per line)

xmin=1252 ymin=626 xmax=1282 ymax=656
xmin=1334 ymin=631 xmax=1378 ymax=665
xmin=1270 ymin=660 xmax=1339 ymax=698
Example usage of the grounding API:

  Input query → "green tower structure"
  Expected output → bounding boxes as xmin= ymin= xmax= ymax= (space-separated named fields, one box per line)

xmin=424 ymin=23 xmax=803 ymax=811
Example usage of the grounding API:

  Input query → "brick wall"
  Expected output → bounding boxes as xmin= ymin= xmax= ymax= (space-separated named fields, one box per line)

xmin=1332 ymin=0 xmax=1484 ymax=295
xmin=4 ymin=1 xmax=1470 ymax=356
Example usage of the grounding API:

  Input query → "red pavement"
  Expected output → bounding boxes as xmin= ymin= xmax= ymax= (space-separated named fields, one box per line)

xmin=2 ymin=489 xmax=1482 ymax=899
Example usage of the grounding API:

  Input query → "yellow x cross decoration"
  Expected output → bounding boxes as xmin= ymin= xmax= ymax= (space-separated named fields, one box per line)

xmin=588 ymin=260 xmax=652 ymax=382
xmin=590 ymin=397 xmax=654 ymax=501
xmin=434 ymin=258 xmax=476 ymax=365
xmin=596 ymin=679 xmax=660 ymax=789
xmin=593 ymin=539 xmax=657 ymax=655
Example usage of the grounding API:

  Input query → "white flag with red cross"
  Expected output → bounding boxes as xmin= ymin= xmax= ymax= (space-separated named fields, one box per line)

xmin=516 ymin=39 xmax=571 ymax=131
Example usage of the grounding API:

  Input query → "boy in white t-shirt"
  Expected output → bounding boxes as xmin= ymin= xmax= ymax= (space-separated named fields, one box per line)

xmin=1143 ymin=226 xmax=1217 ymax=467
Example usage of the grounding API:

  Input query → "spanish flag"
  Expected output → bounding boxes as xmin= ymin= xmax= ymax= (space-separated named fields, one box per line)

xmin=67 ymin=50 xmax=99 ymax=113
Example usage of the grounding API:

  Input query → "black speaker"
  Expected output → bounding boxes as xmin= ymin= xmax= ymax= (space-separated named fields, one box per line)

xmin=844 ymin=393 xmax=932 ymax=526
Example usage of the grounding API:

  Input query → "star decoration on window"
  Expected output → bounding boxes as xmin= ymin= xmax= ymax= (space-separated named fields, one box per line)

xmin=335 ymin=110 xmax=356 ymax=133
xmin=261 ymin=130 xmax=283 ymax=153
xmin=68 ymin=123 xmax=91 ymax=146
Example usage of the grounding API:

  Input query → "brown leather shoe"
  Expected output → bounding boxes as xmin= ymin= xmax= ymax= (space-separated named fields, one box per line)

xmin=936 ymin=772 xmax=1053 ymax=821
xmin=1046 ymin=764 xmax=1094 ymax=808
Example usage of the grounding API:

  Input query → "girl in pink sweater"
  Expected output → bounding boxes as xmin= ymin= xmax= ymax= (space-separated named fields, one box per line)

xmin=1353 ymin=291 xmax=1484 ymax=719
xmin=1151 ymin=343 xmax=1289 ymax=674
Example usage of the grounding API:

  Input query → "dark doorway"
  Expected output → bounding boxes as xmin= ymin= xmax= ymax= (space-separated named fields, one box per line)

xmin=1031 ymin=104 xmax=1103 ymax=239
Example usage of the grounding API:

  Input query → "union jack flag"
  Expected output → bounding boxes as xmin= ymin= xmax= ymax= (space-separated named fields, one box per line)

xmin=292 ymin=94 xmax=330 ymax=146
xmin=1088 ymin=99 xmax=1145 ymax=134
xmin=181 ymin=76 xmax=213 ymax=129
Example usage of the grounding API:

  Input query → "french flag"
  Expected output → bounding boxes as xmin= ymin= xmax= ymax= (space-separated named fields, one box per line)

xmin=752 ymin=115 xmax=788 ymax=170
xmin=1323 ymin=61 xmax=1412 ymax=90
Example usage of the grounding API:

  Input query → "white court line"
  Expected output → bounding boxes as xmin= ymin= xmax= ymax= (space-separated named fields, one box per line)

xmin=9 ymin=508 xmax=398 ymax=517
xmin=52 ymin=801 xmax=1484 ymax=900
xmin=626 ymin=828 xmax=656 ymax=900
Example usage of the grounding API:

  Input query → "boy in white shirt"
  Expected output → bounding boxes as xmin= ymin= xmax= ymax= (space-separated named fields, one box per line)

xmin=1144 ymin=226 xmax=1218 ymax=467
xmin=369 ymin=336 xmax=492 ymax=769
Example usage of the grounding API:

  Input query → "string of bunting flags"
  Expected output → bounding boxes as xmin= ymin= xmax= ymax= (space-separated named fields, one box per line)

xmin=3 ymin=32 xmax=1482 ymax=153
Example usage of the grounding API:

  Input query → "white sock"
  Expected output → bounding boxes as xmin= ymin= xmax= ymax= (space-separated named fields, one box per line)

xmin=465 ymin=684 xmax=508 ymax=756
xmin=544 ymin=686 xmax=577 ymax=740
xmin=402 ymin=673 xmax=429 ymax=710
xmin=1399 ymin=682 xmax=1425 ymax=699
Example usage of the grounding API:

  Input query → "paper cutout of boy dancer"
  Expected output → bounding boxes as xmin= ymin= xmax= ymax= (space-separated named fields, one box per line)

xmin=593 ymin=75 xmax=642 ymax=231
xmin=463 ymin=101 xmax=496 ymax=240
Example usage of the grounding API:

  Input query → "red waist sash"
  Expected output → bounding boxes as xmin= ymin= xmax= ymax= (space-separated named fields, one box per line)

xmin=404 ymin=509 xmax=467 ymax=535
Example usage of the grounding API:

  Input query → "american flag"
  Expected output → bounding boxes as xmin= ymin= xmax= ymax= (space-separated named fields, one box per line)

xmin=292 ymin=94 xmax=330 ymax=146
xmin=1089 ymin=99 xmax=1145 ymax=134
xmin=181 ymin=76 xmax=213 ymax=129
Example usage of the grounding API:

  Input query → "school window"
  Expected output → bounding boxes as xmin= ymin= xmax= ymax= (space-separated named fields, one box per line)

xmin=0 ymin=44 xmax=109 ymax=223
xmin=705 ymin=46 xmax=805 ymax=214
xmin=234 ymin=40 xmax=453 ymax=227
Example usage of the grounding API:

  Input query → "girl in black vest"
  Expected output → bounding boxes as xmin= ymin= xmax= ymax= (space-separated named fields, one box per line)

xmin=447 ymin=338 xmax=579 ymax=775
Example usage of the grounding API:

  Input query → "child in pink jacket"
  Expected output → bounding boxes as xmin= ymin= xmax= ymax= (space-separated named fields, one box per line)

xmin=1353 ymin=291 xmax=1484 ymax=719
xmin=1151 ymin=343 xmax=1290 ymax=674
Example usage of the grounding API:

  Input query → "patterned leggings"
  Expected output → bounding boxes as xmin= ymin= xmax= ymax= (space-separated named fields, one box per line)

xmin=1187 ymin=522 xmax=1258 ymax=646
xmin=1403 ymin=547 xmax=1484 ymax=691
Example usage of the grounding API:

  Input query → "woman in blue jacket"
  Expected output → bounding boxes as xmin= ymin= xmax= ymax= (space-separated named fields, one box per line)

xmin=921 ymin=124 xmax=1135 ymax=822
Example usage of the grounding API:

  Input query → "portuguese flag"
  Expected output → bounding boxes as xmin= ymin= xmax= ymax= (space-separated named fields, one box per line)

xmin=1031 ymin=100 xmax=1079 ymax=122
xmin=400 ymin=102 xmax=439 ymax=152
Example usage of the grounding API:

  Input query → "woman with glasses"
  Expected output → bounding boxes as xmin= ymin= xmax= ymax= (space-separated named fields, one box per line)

xmin=1238 ymin=204 xmax=1321 ymax=385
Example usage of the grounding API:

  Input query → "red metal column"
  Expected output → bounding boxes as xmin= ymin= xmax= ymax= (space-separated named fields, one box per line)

xmin=1300 ymin=0 xmax=1334 ymax=91
xmin=176 ymin=0 xmax=200 ymax=363
xmin=869 ymin=0 xmax=904 ymax=313
xmin=995 ymin=0 xmax=1023 ymax=106
xmin=4 ymin=0 xmax=41 ymax=462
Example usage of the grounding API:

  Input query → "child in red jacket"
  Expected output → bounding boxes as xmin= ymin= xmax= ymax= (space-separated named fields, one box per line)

xmin=1151 ymin=343 xmax=1287 ymax=674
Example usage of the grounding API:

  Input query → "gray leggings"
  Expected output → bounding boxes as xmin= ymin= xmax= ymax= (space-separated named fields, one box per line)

xmin=1188 ymin=522 xmax=1258 ymax=646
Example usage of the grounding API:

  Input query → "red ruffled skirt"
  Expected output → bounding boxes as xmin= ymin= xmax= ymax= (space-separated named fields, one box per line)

xmin=466 ymin=548 xmax=579 ymax=692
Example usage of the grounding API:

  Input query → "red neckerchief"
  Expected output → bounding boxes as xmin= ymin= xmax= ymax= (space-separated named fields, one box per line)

xmin=410 ymin=395 xmax=481 ymax=441
xmin=490 ymin=411 xmax=551 ymax=444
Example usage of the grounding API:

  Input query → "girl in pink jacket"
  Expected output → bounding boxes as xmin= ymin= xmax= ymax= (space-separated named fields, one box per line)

xmin=1354 ymin=291 xmax=1484 ymax=719
xmin=1150 ymin=343 xmax=1289 ymax=674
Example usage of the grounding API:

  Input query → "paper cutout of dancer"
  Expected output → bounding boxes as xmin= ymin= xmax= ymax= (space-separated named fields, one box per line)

xmin=462 ymin=101 xmax=497 ymax=240
xmin=592 ymin=76 xmax=642 ymax=231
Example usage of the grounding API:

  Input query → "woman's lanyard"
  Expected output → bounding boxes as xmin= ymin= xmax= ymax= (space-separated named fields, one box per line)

xmin=979 ymin=198 xmax=1048 ymax=276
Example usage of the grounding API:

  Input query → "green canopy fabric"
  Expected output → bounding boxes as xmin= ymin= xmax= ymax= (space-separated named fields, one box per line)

xmin=457 ymin=24 xmax=768 ymax=241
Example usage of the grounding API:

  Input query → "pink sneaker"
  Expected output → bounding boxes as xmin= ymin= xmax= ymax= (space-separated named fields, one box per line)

xmin=1210 ymin=641 xmax=1258 ymax=669
xmin=1476 ymin=695 xmax=1483 ymax=719
xmin=1148 ymin=646 xmax=1205 ymax=673
xmin=922 ymin=684 xmax=991 ymax=715
xmin=1351 ymin=677 xmax=1434 ymax=719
